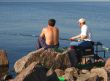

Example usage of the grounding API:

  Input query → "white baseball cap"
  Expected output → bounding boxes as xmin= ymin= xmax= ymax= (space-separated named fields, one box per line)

xmin=78 ymin=18 xmax=86 ymax=23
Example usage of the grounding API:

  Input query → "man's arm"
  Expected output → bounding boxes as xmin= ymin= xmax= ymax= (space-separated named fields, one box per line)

xmin=57 ymin=28 xmax=59 ymax=39
xmin=40 ymin=28 xmax=45 ymax=38
xmin=69 ymin=34 xmax=81 ymax=40
xmin=80 ymin=35 xmax=87 ymax=40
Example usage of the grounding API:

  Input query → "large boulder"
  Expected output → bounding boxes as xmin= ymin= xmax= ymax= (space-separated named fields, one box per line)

xmin=0 ymin=66 xmax=9 ymax=79
xmin=104 ymin=58 xmax=110 ymax=81
xmin=107 ymin=71 xmax=110 ymax=81
xmin=12 ymin=62 xmax=60 ymax=81
xmin=55 ymin=69 xmax=64 ymax=77
xmin=105 ymin=58 xmax=110 ymax=71
xmin=64 ymin=67 xmax=78 ymax=79
xmin=12 ymin=62 xmax=48 ymax=81
xmin=91 ymin=68 xmax=108 ymax=81
xmin=0 ymin=50 xmax=9 ymax=66
xmin=46 ymin=69 xmax=60 ymax=81
xmin=76 ymin=73 xmax=97 ymax=81
xmin=14 ymin=48 xmax=74 ymax=73
xmin=61 ymin=67 xmax=78 ymax=81
xmin=14 ymin=48 xmax=45 ymax=73
xmin=86 ymin=75 xmax=98 ymax=81
xmin=55 ymin=67 xmax=78 ymax=81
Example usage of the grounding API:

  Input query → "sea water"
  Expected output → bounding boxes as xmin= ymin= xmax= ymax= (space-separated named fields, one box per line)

xmin=0 ymin=2 xmax=110 ymax=71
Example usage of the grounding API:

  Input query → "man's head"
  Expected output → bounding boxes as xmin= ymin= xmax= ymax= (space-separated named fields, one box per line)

xmin=48 ymin=19 xmax=56 ymax=27
xmin=78 ymin=18 xmax=86 ymax=27
xmin=78 ymin=18 xmax=86 ymax=24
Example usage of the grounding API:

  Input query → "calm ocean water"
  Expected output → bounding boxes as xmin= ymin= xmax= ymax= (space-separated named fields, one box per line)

xmin=0 ymin=2 xmax=110 ymax=70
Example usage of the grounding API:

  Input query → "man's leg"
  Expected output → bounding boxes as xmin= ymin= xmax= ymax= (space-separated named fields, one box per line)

xmin=70 ymin=41 xmax=83 ymax=46
xmin=79 ymin=41 xmax=92 ymax=47
xmin=46 ymin=43 xmax=59 ymax=49
xmin=70 ymin=41 xmax=84 ymax=62
xmin=36 ymin=37 xmax=46 ymax=49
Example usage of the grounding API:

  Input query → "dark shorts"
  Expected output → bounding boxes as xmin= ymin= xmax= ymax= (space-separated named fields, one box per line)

xmin=36 ymin=37 xmax=59 ymax=49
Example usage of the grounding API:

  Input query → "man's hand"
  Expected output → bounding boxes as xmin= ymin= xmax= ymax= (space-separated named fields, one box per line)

xmin=69 ymin=38 xmax=75 ymax=41
xmin=69 ymin=37 xmax=80 ymax=42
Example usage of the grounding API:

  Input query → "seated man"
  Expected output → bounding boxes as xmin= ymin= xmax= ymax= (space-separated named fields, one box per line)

xmin=36 ymin=19 xmax=59 ymax=49
xmin=69 ymin=18 xmax=93 ymax=62
xmin=69 ymin=18 xmax=92 ymax=48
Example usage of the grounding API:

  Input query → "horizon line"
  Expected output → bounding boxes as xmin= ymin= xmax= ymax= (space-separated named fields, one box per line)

xmin=1 ymin=0 xmax=110 ymax=2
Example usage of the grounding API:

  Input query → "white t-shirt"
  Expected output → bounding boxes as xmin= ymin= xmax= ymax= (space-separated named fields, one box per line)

xmin=80 ymin=25 xmax=91 ymax=41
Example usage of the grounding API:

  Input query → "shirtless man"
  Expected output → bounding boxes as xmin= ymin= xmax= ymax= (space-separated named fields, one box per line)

xmin=36 ymin=19 xmax=59 ymax=49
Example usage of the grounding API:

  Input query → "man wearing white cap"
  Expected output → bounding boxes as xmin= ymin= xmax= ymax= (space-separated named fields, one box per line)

xmin=69 ymin=18 xmax=92 ymax=47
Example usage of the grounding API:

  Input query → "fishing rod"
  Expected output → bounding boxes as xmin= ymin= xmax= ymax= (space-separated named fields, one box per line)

xmin=0 ymin=32 xmax=70 ymax=41
xmin=2 ymin=32 xmax=110 ymax=51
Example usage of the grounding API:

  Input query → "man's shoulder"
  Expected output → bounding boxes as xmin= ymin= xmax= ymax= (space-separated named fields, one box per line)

xmin=83 ymin=25 xmax=87 ymax=27
xmin=82 ymin=25 xmax=88 ymax=29
xmin=42 ymin=27 xmax=48 ymax=30
xmin=54 ymin=27 xmax=59 ymax=30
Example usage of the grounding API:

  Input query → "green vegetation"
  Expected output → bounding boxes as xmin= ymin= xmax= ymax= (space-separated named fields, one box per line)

xmin=53 ymin=47 xmax=68 ymax=53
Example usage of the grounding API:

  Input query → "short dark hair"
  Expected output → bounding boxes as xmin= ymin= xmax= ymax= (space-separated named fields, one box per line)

xmin=48 ymin=19 xmax=56 ymax=26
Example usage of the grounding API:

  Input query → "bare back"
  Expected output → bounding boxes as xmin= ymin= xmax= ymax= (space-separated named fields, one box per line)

xmin=40 ymin=26 xmax=59 ymax=45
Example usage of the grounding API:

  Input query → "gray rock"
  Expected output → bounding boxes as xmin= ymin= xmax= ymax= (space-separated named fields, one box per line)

xmin=46 ymin=69 xmax=60 ymax=81
xmin=13 ymin=62 xmax=48 ymax=81
xmin=107 ymin=71 xmax=110 ymax=81
xmin=0 ymin=66 xmax=9 ymax=79
xmin=55 ymin=69 xmax=64 ymax=77
xmin=63 ymin=73 xmax=74 ymax=81
xmin=14 ymin=48 xmax=45 ymax=73
xmin=105 ymin=58 xmax=110 ymax=71
xmin=14 ymin=48 xmax=73 ymax=73
xmin=91 ymin=68 xmax=108 ymax=81
xmin=86 ymin=75 xmax=98 ymax=81
xmin=64 ymin=67 xmax=78 ymax=78
xmin=57 ymin=67 xmax=78 ymax=81
xmin=104 ymin=58 xmax=110 ymax=81
xmin=77 ymin=73 xmax=97 ymax=81
xmin=0 ymin=50 xmax=9 ymax=66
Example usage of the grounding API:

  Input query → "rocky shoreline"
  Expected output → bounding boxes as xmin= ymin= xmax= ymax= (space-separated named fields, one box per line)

xmin=0 ymin=48 xmax=110 ymax=81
